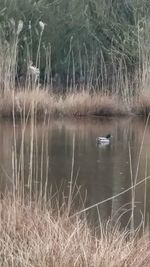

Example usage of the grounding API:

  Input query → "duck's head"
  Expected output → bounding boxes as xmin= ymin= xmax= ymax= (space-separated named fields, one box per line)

xmin=106 ymin=134 xmax=112 ymax=139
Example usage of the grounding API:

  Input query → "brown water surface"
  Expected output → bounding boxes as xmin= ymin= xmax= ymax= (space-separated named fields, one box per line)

xmin=0 ymin=116 xmax=150 ymax=227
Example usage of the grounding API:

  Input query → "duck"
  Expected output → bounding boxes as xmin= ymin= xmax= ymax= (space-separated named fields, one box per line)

xmin=96 ymin=134 xmax=112 ymax=144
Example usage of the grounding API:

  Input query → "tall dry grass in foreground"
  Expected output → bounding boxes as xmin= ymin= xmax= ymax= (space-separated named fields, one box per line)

xmin=0 ymin=192 xmax=150 ymax=267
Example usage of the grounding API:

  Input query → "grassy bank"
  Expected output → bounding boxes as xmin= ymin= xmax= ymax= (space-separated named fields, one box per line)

xmin=0 ymin=90 xmax=129 ymax=119
xmin=0 ymin=89 xmax=150 ymax=119
xmin=0 ymin=191 xmax=149 ymax=267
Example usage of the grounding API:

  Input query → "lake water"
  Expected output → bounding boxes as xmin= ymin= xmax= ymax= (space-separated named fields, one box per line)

xmin=0 ymin=116 xmax=150 ymax=227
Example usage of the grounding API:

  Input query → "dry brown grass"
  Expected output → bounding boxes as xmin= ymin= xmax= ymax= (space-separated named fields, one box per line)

xmin=62 ymin=91 xmax=129 ymax=116
xmin=1 ymin=89 xmax=150 ymax=119
xmin=132 ymin=91 xmax=150 ymax=116
xmin=0 ymin=90 xmax=131 ymax=119
xmin=0 ymin=193 xmax=149 ymax=267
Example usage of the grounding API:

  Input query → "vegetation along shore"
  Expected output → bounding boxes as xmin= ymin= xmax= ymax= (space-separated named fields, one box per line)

xmin=0 ymin=0 xmax=150 ymax=266
xmin=0 ymin=89 xmax=150 ymax=119
xmin=0 ymin=1 xmax=149 ymax=118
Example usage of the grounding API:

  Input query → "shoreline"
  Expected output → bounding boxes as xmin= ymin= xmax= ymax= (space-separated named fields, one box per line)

xmin=0 ymin=89 xmax=149 ymax=120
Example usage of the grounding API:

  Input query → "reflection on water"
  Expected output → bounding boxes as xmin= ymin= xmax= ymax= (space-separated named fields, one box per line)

xmin=0 ymin=117 xmax=150 ymax=227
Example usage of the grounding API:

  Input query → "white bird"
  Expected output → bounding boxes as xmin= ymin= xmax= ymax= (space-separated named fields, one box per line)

xmin=39 ymin=21 xmax=45 ymax=32
xmin=17 ymin=20 xmax=23 ymax=35
xmin=28 ymin=61 xmax=40 ymax=76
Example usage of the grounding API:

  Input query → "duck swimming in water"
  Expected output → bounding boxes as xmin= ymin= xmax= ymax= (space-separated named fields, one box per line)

xmin=96 ymin=134 xmax=112 ymax=144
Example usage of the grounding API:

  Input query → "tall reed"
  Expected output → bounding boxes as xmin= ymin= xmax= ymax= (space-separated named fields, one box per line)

xmin=0 ymin=0 xmax=150 ymax=99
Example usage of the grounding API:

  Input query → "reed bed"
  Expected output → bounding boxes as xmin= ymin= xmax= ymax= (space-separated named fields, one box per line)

xmin=132 ymin=92 xmax=150 ymax=116
xmin=1 ymin=89 xmax=150 ymax=119
xmin=0 ymin=1 xmax=150 ymax=264
xmin=0 ymin=1 xmax=149 ymax=119
xmin=0 ymin=191 xmax=149 ymax=267
xmin=0 ymin=0 xmax=150 ymax=94
xmin=0 ymin=90 xmax=132 ymax=119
